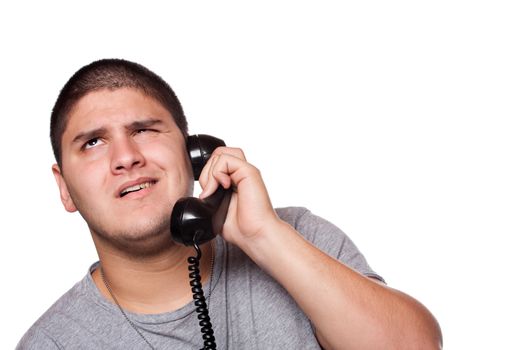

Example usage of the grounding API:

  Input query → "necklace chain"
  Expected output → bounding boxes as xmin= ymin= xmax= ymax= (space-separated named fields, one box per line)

xmin=100 ymin=243 xmax=215 ymax=350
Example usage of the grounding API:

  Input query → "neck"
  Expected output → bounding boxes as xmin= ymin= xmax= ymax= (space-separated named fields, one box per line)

xmin=92 ymin=240 xmax=214 ymax=314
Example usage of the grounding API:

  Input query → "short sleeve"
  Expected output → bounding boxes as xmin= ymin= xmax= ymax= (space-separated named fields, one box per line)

xmin=276 ymin=207 xmax=385 ymax=283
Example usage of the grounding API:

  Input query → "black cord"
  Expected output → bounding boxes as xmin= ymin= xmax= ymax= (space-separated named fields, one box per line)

xmin=188 ymin=235 xmax=217 ymax=350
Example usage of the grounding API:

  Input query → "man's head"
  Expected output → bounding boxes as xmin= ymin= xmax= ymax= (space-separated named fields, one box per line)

xmin=51 ymin=59 xmax=194 ymax=257
xmin=51 ymin=59 xmax=188 ymax=168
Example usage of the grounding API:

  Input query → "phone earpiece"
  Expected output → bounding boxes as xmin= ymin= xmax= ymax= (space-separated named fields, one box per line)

xmin=187 ymin=134 xmax=226 ymax=180
xmin=170 ymin=135 xmax=232 ymax=246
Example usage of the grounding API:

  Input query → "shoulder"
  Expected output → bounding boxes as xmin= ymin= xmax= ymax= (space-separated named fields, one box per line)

xmin=275 ymin=206 xmax=346 ymax=243
xmin=275 ymin=206 xmax=310 ymax=227
xmin=16 ymin=324 xmax=62 ymax=349
xmin=16 ymin=275 xmax=91 ymax=349
xmin=275 ymin=206 xmax=384 ymax=282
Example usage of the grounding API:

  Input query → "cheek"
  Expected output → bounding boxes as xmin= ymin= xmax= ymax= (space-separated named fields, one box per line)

xmin=145 ymin=144 xmax=193 ymax=191
xmin=66 ymin=161 xmax=108 ymax=203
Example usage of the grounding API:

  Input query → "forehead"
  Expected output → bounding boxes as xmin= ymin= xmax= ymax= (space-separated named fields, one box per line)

xmin=66 ymin=88 xmax=173 ymax=130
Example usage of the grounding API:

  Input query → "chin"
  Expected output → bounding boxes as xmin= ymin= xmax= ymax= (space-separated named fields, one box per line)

xmin=91 ymin=218 xmax=175 ymax=258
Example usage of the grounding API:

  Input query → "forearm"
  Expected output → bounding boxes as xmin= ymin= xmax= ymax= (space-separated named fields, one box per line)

xmin=197 ymin=147 xmax=441 ymax=348
xmin=238 ymin=220 xmax=442 ymax=350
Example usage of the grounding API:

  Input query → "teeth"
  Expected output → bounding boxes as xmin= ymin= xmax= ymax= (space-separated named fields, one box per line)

xmin=120 ymin=181 xmax=154 ymax=197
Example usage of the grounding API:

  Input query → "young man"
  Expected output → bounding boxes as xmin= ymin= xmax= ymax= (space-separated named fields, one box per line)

xmin=18 ymin=59 xmax=442 ymax=349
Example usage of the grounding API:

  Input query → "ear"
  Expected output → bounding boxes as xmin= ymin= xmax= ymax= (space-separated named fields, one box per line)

xmin=52 ymin=164 xmax=78 ymax=213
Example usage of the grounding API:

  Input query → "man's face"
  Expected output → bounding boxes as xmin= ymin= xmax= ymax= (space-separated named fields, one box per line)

xmin=53 ymin=88 xmax=193 ymax=254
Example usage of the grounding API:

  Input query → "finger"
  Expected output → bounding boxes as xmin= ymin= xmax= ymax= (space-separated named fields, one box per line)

xmin=210 ymin=155 xmax=233 ymax=189
xmin=198 ymin=147 xmax=244 ymax=188
xmin=199 ymin=147 xmax=246 ymax=196
xmin=198 ymin=154 xmax=214 ymax=190
xmin=211 ymin=146 xmax=247 ymax=162
xmin=209 ymin=153 xmax=254 ymax=188
xmin=200 ymin=153 xmax=248 ymax=198
xmin=199 ymin=154 xmax=236 ymax=198
xmin=199 ymin=154 xmax=220 ymax=198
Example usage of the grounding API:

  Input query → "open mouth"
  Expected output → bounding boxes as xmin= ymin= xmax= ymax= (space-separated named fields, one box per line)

xmin=119 ymin=180 xmax=157 ymax=198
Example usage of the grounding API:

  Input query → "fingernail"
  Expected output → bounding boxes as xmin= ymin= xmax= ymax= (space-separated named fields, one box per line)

xmin=199 ymin=187 xmax=209 ymax=199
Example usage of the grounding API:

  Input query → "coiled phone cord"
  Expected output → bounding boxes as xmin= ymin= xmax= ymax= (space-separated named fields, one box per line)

xmin=188 ymin=236 xmax=217 ymax=350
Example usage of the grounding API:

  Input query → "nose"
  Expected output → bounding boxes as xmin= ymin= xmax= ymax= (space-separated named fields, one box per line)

xmin=110 ymin=137 xmax=146 ymax=173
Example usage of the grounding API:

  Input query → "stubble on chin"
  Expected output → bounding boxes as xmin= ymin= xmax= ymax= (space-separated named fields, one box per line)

xmin=89 ymin=215 xmax=176 ymax=259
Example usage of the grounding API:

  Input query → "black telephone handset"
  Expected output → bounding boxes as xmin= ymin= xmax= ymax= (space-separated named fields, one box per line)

xmin=169 ymin=134 xmax=231 ymax=350
xmin=170 ymin=134 xmax=233 ymax=247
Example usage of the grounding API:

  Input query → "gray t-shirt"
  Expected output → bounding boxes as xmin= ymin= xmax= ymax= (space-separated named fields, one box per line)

xmin=17 ymin=207 xmax=383 ymax=349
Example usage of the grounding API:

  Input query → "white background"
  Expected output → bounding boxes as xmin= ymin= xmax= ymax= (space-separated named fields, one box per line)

xmin=1 ymin=1 xmax=524 ymax=349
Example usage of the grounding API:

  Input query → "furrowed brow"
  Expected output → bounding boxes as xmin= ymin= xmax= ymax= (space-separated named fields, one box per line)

xmin=126 ymin=119 xmax=164 ymax=131
xmin=72 ymin=127 xmax=108 ymax=144
xmin=70 ymin=119 xmax=164 ymax=145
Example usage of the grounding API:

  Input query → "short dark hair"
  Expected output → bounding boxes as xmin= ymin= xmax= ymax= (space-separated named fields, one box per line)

xmin=50 ymin=58 xmax=188 ymax=166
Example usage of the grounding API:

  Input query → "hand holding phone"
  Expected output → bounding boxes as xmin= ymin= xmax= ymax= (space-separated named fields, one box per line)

xmin=170 ymin=135 xmax=232 ymax=246
xmin=171 ymin=134 xmax=281 ymax=248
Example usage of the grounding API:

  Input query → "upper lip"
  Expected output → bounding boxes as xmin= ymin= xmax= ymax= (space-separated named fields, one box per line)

xmin=116 ymin=177 xmax=157 ymax=198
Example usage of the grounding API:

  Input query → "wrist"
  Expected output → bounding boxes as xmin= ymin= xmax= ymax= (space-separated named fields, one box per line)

xmin=235 ymin=217 xmax=296 ymax=267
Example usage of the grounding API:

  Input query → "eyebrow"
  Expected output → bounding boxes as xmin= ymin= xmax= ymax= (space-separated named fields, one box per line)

xmin=71 ymin=118 xmax=164 ymax=144
xmin=126 ymin=118 xmax=163 ymax=131
xmin=72 ymin=127 xmax=107 ymax=145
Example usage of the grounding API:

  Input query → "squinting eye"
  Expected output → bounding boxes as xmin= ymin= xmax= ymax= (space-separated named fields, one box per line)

xmin=135 ymin=129 xmax=159 ymax=137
